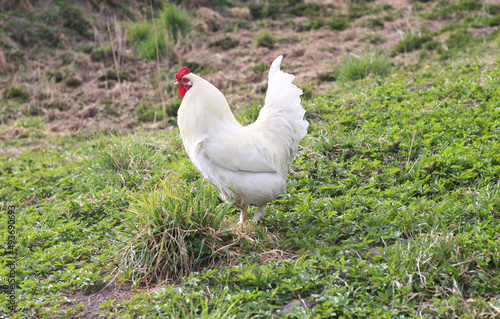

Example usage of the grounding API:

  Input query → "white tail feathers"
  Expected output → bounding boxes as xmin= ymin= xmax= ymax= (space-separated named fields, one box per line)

xmin=251 ymin=56 xmax=309 ymax=176
xmin=268 ymin=55 xmax=284 ymax=83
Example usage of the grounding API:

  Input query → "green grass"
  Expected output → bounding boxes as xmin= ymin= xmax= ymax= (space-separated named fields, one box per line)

xmin=159 ymin=4 xmax=191 ymax=42
xmin=114 ymin=179 xmax=274 ymax=285
xmin=251 ymin=62 xmax=269 ymax=74
xmin=247 ymin=0 xmax=323 ymax=19
xmin=394 ymin=34 xmax=433 ymax=53
xmin=209 ymin=36 xmax=240 ymax=50
xmin=126 ymin=4 xmax=191 ymax=60
xmin=1 ymin=0 xmax=500 ymax=317
xmin=4 ymin=85 xmax=30 ymax=100
xmin=248 ymin=0 xmax=280 ymax=19
xmin=255 ymin=30 xmax=275 ymax=49
xmin=134 ymin=99 xmax=180 ymax=122
xmin=327 ymin=15 xmax=349 ymax=31
xmin=487 ymin=14 xmax=500 ymax=26
xmin=337 ymin=51 xmax=391 ymax=81
xmin=2 ymin=61 xmax=499 ymax=318
xmin=115 ymin=180 xmax=226 ymax=282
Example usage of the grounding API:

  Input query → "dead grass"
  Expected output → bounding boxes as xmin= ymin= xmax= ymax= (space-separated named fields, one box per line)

xmin=2 ymin=0 xmax=494 ymax=144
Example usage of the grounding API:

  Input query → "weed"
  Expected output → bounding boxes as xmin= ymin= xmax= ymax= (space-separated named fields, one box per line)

xmin=140 ymin=32 xmax=172 ymax=60
xmin=313 ymin=19 xmax=325 ymax=30
xmin=456 ymin=0 xmax=482 ymax=11
xmin=383 ymin=14 xmax=395 ymax=22
xmin=328 ymin=15 xmax=349 ymax=31
xmin=288 ymin=0 xmax=323 ymax=18
xmin=180 ymin=61 xmax=211 ymax=75
xmin=233 ymin=19 xmax=251 ymax=30
xmin=167 ymin=98 xmax=182 ymax=117
xmin=248 ymin=0 xmax=280 ymax=19
xmin=487 ymin=4 xmax=500 ymax=15
xmin=424 ymin=40 xmax=441 ymax=50
xmin=135 ymin=101 xmax=165 ymax=122
xmin=91 ymin=45 xmax=114 ymax=62
xmin=74 ymin=44 xmax=94 ymax=54
xmin=445 ymin=32 xmax=481 ymax=50
xmin=317 ymin=71 xmax=337 ymax=82
xmin=47 ymin=101 xmax=69 ymax=111
xmin=209 ymin=36 xmax=240 ymax=50
xmin=36 ymin=90 xmax=51 ymax=101
xmin=1 ymin=10 xmax=59 ymax=49
xmin=367 ymin=18 xmax=384 ymax=28
xmin=134 ymin=98 xmax=179 ymax=122
xmin=380 ymin=4 xmax=394 ymax=10
xmin=247 ymin=0 xmax=324 ymax=19
xmin=20 ymin=105 xmax=43 ymax=116
xmin=101 ymin=100 xmax=119 ymax=116
xmin=338 ymin=51 xmax=391 ymax=81
xmin=235 ymin=99 xmax=265 ymax=124
xmin=15 ymin=116 xmax=45 ymax=129
xmin=348 ymin=4 xmax=371 ymax=19
xmin=487 ymin=14 xmax=500 ymax=26
xmin=113 ymin=179 xmax=249 ymax=283
xmin=394 ymin=34 xmax=433 ymax=53
xmin=86 ymin=132 xmax=168 ymax=191
xmin=303 ymin=19 xmax=325 ymax=30
xmin=127 ymin=20 xmax=151 ymax=44
xmin=65 ymin=77 xmax=82 ymax=88
xmin=301 ymin=82 xmax=315 ymax=100
xmin=98 ymin=70 xmax=136 ymax=82
xmin=208 ymin=0 xmax=233 ymax=11
xmin=160 ymin=4 xmax=191 ymax=42
xmin=251 ymin=62 xmax=269 ymax=74
xmin=255 ymin=30 xmax=275 ymax=49
xmin=360 ymin=34 xmax=386 ymax=44
xmin=126 ymin=4 xmax=190 ymax=60
xmin=423 ymin=0 xmax=489 ymax=20
xmin=59 ymin=3 xmax=92 ymax=37
xmin=4 ymin=85 xmax=29 ymax=100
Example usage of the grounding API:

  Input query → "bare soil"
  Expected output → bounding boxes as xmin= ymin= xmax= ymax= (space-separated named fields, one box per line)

xmin=2 ymin=0 xmax=488 ymax=156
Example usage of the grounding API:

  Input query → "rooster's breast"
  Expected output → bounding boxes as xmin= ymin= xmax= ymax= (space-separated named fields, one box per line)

xmin=195 ymin=151 xmax=287 ymax=207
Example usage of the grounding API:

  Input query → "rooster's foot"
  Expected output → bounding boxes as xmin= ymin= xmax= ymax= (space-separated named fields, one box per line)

xmin=237 ymin=205 xmax=248 ymax=224
xmin=251 ymin=205 xmax=267 ymax=224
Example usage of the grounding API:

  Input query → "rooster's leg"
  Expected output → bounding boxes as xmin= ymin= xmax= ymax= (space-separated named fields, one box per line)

xmin=252 ymin=205 xmax=267 ymax=224
xmin=238 ymin=205 xmax=248 ymax=224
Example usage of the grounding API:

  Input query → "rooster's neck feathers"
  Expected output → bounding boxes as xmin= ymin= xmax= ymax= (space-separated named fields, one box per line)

xmin=177 ymin=74 xmax=240 ymax=144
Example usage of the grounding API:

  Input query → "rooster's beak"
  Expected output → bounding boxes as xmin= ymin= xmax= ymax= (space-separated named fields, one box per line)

xmin=174 ymin=81 xmax=180 ymax=86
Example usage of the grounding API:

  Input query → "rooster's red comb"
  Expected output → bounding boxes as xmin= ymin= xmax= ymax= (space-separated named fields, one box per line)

xmin=176 ymin=66 xmax=190 ymax=81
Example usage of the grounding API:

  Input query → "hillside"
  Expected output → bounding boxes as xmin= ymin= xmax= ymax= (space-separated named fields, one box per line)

xmin=1 ymin=0 xmax=499 ymax=154
xmin=1 ymin=0 xmax=500 ymax=318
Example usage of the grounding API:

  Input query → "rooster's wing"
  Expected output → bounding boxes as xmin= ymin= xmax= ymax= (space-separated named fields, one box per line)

xmin=192 ymin=131 xmax=276 ymax=174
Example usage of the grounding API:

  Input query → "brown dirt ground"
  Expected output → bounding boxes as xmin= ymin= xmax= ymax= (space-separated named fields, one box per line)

xmin=3 ymin=0 xmax=496 ymax=157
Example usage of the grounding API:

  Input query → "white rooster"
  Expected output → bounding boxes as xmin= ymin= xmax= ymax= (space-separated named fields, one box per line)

xmin=174 ymin=56 xmax=308 ymax=224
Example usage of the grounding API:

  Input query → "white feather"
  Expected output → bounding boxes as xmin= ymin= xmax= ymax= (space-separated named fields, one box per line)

xmin=177 ymin=56 xmax=308 ymax=207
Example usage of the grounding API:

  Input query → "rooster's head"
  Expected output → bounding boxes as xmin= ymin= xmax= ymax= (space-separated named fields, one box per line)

xmin=175 ymin=66 xmax=192 ymax=99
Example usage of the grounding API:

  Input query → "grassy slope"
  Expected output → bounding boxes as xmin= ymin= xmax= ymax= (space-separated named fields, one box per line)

xmin=1 ymin=62 xmax=500 ymax=318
